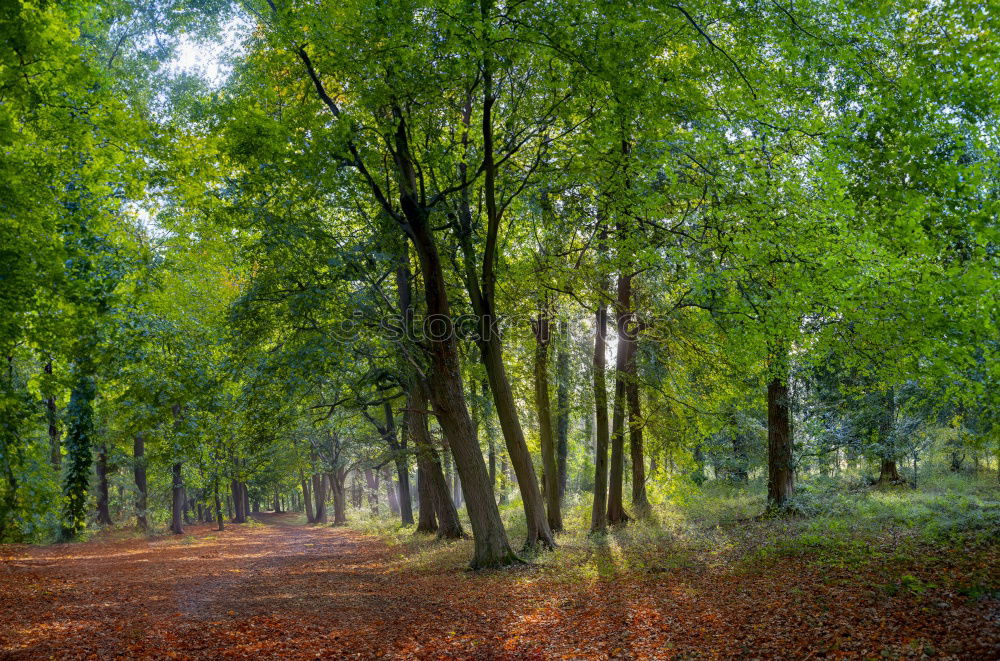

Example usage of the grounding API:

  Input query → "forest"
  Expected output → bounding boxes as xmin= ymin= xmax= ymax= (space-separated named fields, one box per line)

xmin=1 ymin=0 xmax=998 ymax=658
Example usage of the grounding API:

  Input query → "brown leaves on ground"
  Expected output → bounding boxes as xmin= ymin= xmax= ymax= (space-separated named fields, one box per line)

xmin=1 ymin=514 xmax=997 ymax=659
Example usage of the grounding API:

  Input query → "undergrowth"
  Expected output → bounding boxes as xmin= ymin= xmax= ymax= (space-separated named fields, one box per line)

xmin=347 ymin=469 xmax=999 ymax=582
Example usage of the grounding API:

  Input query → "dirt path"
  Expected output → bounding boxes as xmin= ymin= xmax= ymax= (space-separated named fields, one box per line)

xmin=1 ymin=515 xmax=997 ymax=659
xmin=0 ymin=515 xmax=414 ymax=659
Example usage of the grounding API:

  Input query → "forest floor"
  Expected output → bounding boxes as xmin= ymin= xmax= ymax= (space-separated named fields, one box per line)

xmin=2 ymin=482 xmax=999 ymax=659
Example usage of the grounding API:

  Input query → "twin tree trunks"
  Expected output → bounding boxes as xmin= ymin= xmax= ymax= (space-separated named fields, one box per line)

xmin=288 ymin=27 xmax=538 ymax=565
xmin=369 ymin=399 xmax=413 ymax=526
xmin=407 ymin=211 xmax=518 ymax=568
xmin=607 ymin=271 xmax=634 ymax=527
xmin=591 ymin=228 xmax=650 ymax=531
xmin=406 ymin=384 xmax=463 ymax=539
xmin=398 ymin=253 xmax=463 ymax=540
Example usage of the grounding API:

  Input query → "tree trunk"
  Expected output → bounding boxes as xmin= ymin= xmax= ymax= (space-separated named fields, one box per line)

xmin=590 ymin=270 xmax=611 ymax=534
xmin=415 ymin=461 xmax=437 ymax=533
xmin=230 ymin=479 xmax=245 ymax=523
xmin=877 ymin=387 xmax=902 ymax=486
xmin=450 ymin=67 xmax=550 ymax=553
xmin=302 ymin=474 xmax=315 ymax=523
xmin=44 ymin=360 xmax=60 ymax=470
xmin=214 ymin=476 xmax=224 ymax=531
xmin=94 ymin=443 xmax=112 ymax=525
xmin=384 ymin=467 xmax=400 ymax=514
xmin=313 ymin=472 xmax=328 ymax=524
xmin=395 ymin=456 xmax=413 ymax=525
xmin=364 ymin=468 xmax=379 ymax=515
xmin=170 ymin=462 xmax=184 ymax=534
xmin=133 ymin=434 xmax=147 ymax=531
xmin=170 ymin=404 xmax=186 ymax=534
xmin=292 ymin=31 xmax=513 ymax=567
xmin=238 ymin=482 xmax=247 ymax=522
xmin=498 ymin=454 xmax=508 ymax=504
xmin=350 ymin=472 xmax=362 ymax=508
xmin=395 ymin=248 xmax=427 ymax=530
xmin=467 ymin=315 xmax=550 ymax=549
xmin=767 ymin=353 xmax=794 ymax=509
xmin=627 ymin=352 xmax=649 ymax=514
xmin=407 ymin=213 xmax=515 ymax=567
xmin=878 ymin=457 xmax=901 ymax=485
xmin=242 ymin=482 xmax=251 ymax=519
xmin=381 ymin=399 xmax=414 ymax=526
xmin=607 ymin=272 xmax=632 ymax=526
xmin=555 ymin=320 xmax=570 ymax=500
xmin=482 ymin=381 xmax=496 ymax=493
xmin=406 ymin=384 xmax=463 ymax=539
xmin=61 ymin=374 xmax=96 ymax=540
xmin=533 ymin=307 xmax=562 ymax=532
xmin=330 ymin=470 xmax=347 ymax=525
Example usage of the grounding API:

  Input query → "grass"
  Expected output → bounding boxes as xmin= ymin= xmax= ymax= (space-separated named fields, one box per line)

xmin=346 ymin=468 xmax=1000 ymax=585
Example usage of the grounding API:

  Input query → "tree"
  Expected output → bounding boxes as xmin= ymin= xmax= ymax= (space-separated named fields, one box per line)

xmin=532 ymin=303 xmax=562 ymax=532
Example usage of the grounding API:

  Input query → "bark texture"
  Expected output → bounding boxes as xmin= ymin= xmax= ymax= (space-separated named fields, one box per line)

xmin=302 ymin=475 xmax=314 ymax=523
xmin=607 ymin=272 xmax=632 ymax=526
xmin=407 ymin=385 xmax=463 ymax=539
xmin=331 ymin=469 xmax=347 ymax=525
xmin=532 ymin=308 xmax=562 ymax=532
xmin=408 ymin=212 xmax=515 ymax=566
xmin=591 ymin=292 xmax=611 ymax=534
xmin=627 ymin=360 xmax=649 ymax=514
xmin=415 ymin=462 xmax=437 ymax=533
xmin=767 ymin=371 xmax=794 ymax=509
xmin=133 ymin=434 xmax=147 ymax=531
xmin=170 ymin=462 xmax=184 ymax=535
xmin=555 ymin=321 xmax=570 ymax=500
xmin=877 ymin=388 xmax=903 ymax=486
xmin=312 ymin=472 xmax=328 ymax=524
xmin=44 ymin=360 xmax=60 ymax=470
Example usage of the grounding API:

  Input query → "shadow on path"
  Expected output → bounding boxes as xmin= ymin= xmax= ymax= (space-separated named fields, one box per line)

xmin=2 ymin=513 xmax=997 ymax=659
